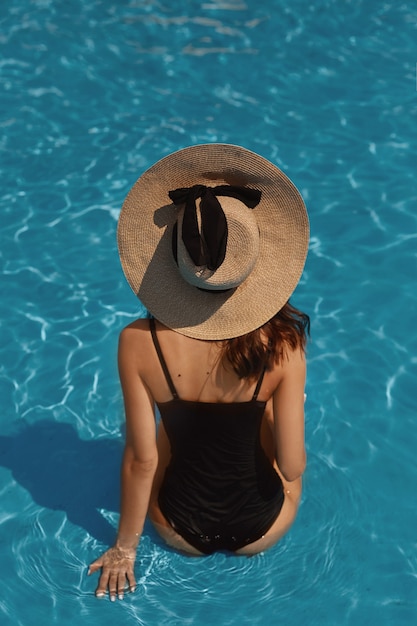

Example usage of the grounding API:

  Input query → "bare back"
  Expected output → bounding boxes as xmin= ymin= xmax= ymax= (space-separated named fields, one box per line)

xmin=126 ymin=318 xmax=284 ymax=405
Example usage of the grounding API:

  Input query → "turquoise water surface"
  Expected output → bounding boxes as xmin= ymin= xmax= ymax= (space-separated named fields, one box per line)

xmin=1 ymin=1 xmax=416 ymax=624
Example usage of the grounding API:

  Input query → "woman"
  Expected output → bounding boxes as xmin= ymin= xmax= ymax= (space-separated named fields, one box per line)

xmin=88 ymin=144 xmax=310 ymax=600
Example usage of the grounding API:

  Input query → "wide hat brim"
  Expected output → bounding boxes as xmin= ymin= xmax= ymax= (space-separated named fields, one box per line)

xmin=117 ymin=143 xmax=309 ymax=340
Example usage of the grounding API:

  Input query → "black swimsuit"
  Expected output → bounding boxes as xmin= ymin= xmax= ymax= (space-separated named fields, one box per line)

xmin=150 ymin=318 xmax=284 ymax=554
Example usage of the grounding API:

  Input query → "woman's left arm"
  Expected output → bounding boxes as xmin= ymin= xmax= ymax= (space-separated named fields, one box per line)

xmin=272 ymin=347 xmax=307 ymax=483
xmin=88 ymin=326 xmax=158 ymax=601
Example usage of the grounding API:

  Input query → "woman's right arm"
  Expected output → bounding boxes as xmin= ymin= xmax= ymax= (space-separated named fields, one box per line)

xmin=88 ymin=326 xmax=158 ymax=601
xmin=272 ymin=347 xmax=307 ymax=482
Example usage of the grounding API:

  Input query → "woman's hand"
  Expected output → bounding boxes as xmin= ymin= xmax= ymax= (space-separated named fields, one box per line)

xmin=88 ymin=545 xmax=137 ymax=601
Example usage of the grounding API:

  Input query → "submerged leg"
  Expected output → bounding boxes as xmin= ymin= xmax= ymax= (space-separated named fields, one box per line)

xmin=234 ymin=474 xmax=302 ymax=556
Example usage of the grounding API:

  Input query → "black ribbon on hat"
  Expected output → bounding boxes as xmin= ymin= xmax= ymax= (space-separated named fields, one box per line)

xmin=168 ymin=184 xmax=262 ymax=271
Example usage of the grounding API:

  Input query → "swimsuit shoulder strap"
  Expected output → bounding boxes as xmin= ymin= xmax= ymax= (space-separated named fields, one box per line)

xmin=149 ymin=317 xmax=179 ymax=400
xmin=252 ymin=345 xmax=273 ymax=401
xmin=251 ymin=363 xmax=267 ymax=401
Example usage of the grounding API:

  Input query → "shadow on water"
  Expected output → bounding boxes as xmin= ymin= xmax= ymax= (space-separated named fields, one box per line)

xmin=0 ymin=419 xmax=124 ymax=545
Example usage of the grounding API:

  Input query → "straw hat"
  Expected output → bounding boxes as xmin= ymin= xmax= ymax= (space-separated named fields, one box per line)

xmin=117 ymin=143 xmax=309 ymax=340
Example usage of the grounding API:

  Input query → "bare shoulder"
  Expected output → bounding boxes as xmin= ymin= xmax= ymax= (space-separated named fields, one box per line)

xmin=281 ymin=345 xmax=306 ymax=372
xmin=268 ymin=345 xmax=306 ymax=397
xmin=119 ymin=318 xmax=150 ymax=339
xmin=118 ymin=318 xmax=152 ymax=360
xmin=273 ymin=345 xmax=306 ymax=404
xmin=259 ymin=344 xmax=305 ymax=402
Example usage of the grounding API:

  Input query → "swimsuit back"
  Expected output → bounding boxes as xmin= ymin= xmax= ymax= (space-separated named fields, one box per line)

xmin=149 ymin=317 xmax=283 ymax=554
xmin=150 ymin=316 xmax=266 ymax=403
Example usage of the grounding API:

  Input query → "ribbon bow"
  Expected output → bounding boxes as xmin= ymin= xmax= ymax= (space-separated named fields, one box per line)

xmin=168 ymin=184 xmax=261 ymax=271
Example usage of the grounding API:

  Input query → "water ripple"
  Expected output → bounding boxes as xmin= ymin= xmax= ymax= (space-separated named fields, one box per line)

xmin=1 ymin=0 xmax=417 ymax=623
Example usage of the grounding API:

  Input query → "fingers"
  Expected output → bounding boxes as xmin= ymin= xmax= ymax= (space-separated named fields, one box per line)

xmin=117 ymin=572 xmax=127 ymax=600
xmin=95 ymin=566 xmax=110 ymax=599
xmin=89 ymin=549 xmax=137 ymax=601
xmin=126 ymin=568 xmax=136 ymax=595
xmin=93 ymin=568 xmax=135 ymax=601
xmin=108 ymin=574 xmax=118 ymax=602
xmin=87 ymin=558 xmax=103 ymax=575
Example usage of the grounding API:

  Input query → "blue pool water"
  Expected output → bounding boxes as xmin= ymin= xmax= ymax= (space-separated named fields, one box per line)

xmin=1 ymin=0 xmax=416 ymax=624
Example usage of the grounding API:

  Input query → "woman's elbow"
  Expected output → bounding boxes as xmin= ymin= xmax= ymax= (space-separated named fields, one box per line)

xmin=279 ymin=452 xmax=306 ymax=483
xmin=123 ymin=448 xmax=158 ymax=475
xmin=134 ymin=456 xmax=158 ymax=474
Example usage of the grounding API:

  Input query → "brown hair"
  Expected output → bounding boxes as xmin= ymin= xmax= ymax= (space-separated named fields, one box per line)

xmin=220 ymin=302 xmax=310 ymax=380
